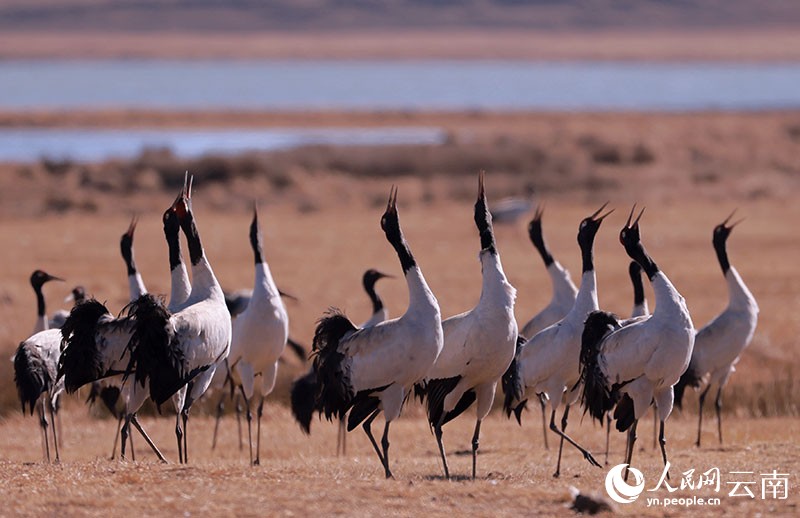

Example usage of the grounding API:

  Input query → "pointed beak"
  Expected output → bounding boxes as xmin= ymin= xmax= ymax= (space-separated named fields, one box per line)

xmin=478 ymin=170 xmax=486 ymax=200
xmin=377 ymin=271 xmax=394 ymax=280
xmin=46 ymin=273 xmax=65 ymax=283
xmin=386 ymin=185 xmax=398 ymax=214
xmin=728 ymin=217 xmax=745 ymax=229
xmin=533 ymin=204 xmax=544 ymax=222
xmin=625 ymin=204 xmax=637 ymax=228
xmin=278 ymin=289 xmax=299 ymax=302
xmin=721 ymin=209 xmax=744 ymax=230
xmin=721 ymin=208 xmax=738 ymax=227
xmin=252 ymin=201 xmax=259 ymax=225
xmin=596 ymin=207 xmax=615 ymax=222
xmin=126 ymin=215 xmax=138 ymax=238
xmin=590 ymin=201 xmax=610 ymax=220
xmin=632 ymin=206 xmax=646 ymax=228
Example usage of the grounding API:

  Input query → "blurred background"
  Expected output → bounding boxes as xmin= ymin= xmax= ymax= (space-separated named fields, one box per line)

xmin=0 ymin=1 xmax=798 ymax=418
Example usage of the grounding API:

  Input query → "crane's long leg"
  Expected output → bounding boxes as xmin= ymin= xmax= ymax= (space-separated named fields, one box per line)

xmin=38 ymin=401 xmax=51 ymax=463
xmin=337 ymin=416 xmax=347 ymax=456
xmin=696 ymin=385 xmax=711 ymax=447
xmin=181 ymin=408 xmax=189 ymax=464
xmin=652 ymin=406 xmax=658 ymax=449
xmin=380 ymin=421 xmax=393 ymax=479
xmin=471 ymin=419 xmax=482 ymax=480
xmin=236 ymin=394 xmax=244 ymax=451
xmin=129 ymin=428 xmax=135 ymax=462
xmin=549 ymin=406 xmax=600 ymax=478
xmin=48 ymin=398 xmax=60 ymax=462
xmin=211 ymin=391 xmax=226 ymax=450
xmin=714 ymin=386 xmax=724 ymax=445
xmin=604 ymin=412 xmax=611 ymax=465
xmin=433 ymin=418 xmax=450 ymax=480
xmin=54 ymin=397 xmax=64 ymax=451
xmin=254 ymin=396 xmax=264 ymax=466
xmin=120 ymin=414 xmax=131 ymax=460
xmin=175 ymin=410 xmax=184 ymax=464
xmin=110 ymin=414 xmax=123 ymax=460
xmin=361 ymin=408 xmax=385 ymax=467
xmin=539 ymin=396 xmax=549 ymax=450
xmin=623 ymin=420 xmax=639 ymax=482
xmin=239 ymin=386 xmax=254 ymax=465
xmin=130 ymin=414 xmax=168 ymax=463
xmin=658 ymin=419 xmax=670 ymax=480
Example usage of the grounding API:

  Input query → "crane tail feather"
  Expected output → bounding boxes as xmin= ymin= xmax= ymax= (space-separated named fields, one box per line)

xmin=312 ymin=309 xmax=357 ymax=422
xmin=126 ymin=294 xmax=184 ymax=406
xmin=673 ymin=365 xmax=702 ymax=410
xmin=580 ymin=310 xmax=622 ymax=424
xmin=502 ymin=335 xmax=526 ymax=420
xmin=13 ymin=342 xmax=50 ymax=415
xmin=58 ymin=298 xmax=113 ymax=393
xmin=289 ymin=369 xmax=317 ymax=434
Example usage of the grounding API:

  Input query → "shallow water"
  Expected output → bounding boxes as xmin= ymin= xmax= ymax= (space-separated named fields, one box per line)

xmin=3 ymin=59 xmax=800 ymax=111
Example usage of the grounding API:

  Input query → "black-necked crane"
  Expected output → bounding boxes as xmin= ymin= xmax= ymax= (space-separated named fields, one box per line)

xmin=13 ymin=269 xmax=66 ymax=462
xmin=503 ymin=204 xmax=613 ymax=477
xmin=59 ymin=202 xmax=195 ymax=463
xmin=13 ymin=327 xmax=64 ymax=462
xmin=580 ymin=207 xmax=695 ymax=481
xmin=674 ymin=211 xmax=758 ymax=447
xmin=87 ymin=215 xmax=163 ymax=459
xmin=311 ymin=186 xmax=443 ymax=478
xmin=290 ymin=267 xmax=392 ymax=456
xmin=125 ymin=180 xmax=231 ymax=464
xmin=224 ymin=205 xmax=289 ymax=466
xmin=418 ymin=172 xmax=517 ymax=480
xmin=520 ymin=206 xmax=578 ymax=450
xmin=30 ymin=270 xmax=64 ymax=334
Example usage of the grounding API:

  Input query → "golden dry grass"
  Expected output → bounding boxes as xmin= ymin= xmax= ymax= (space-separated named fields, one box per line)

xmin=0 ymin=406 xmax=798 ymax=516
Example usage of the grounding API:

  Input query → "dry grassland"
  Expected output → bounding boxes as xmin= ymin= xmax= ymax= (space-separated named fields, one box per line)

xmin=0 ymin=110 xmax=798 ymax=515
xmin=0 ymin=408 xmax=797 ymax=516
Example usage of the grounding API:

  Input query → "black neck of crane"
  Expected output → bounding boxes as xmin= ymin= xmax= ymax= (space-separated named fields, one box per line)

xmin=180 ymin=210 xmax=205 ymax=266
xmin=364 ymin=279 xmax=384 ymax=314
xmin=713 ymin=234 xmax=730 ymax=275
xmin=528 ymin=219 xmax=554 ymax=267
xmin=474 ymin=193 xmax=497 ymax=255
xmin=629 ymin=262 xmax=645 ymax=306
xmin=250 ymin=214 xmax=264 ymax=265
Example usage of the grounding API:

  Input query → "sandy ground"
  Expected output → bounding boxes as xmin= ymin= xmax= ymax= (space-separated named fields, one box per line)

xmin=4 ymin=29 xmax=800 ymax=61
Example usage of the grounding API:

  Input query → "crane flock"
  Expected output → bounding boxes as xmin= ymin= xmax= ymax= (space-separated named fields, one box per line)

xmin=10 ymin=172 xmax=759 ymax=483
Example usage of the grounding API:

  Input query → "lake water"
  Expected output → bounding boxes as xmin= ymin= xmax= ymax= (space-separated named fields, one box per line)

xmin=4 ymin=59 xmax=800 ymax=161
xmin=3 ymin=60 xmax=800 ymax=111
xmin=0 ymin=127 xmax=447 ymax=162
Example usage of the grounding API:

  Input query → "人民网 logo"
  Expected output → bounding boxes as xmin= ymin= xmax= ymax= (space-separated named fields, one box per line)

xmin=605 ymin=463 xmax=645 ymax=504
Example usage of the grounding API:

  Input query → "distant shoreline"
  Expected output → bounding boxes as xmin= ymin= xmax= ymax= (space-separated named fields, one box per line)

xmin=4 ymin=29 xmax=800 ymax=62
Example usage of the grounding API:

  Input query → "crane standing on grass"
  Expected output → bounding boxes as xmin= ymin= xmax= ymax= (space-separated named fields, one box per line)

xmin=580 ymin=207 xmax=694 ymax=481
xmin=419 ymin=172 xmax=517 ymax=480
xmin=674 ymin=211 xmax=758 ymax=447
